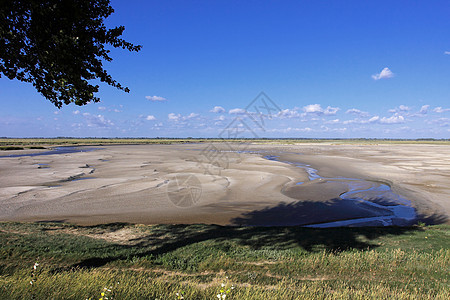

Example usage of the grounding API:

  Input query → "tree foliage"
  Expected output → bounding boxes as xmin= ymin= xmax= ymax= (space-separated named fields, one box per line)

xmin=0 ymin=0 xmax=141 ymax=108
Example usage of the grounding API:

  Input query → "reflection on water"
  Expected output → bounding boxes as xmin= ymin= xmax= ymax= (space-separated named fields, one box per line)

xmin=264 ymin=155 xmax=417 ymax=227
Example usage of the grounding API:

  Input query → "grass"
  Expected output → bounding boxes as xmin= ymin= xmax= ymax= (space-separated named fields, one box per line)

xmin=1 ymin=138 xmax=449 ymax=298
xmin=1 ymin=138 xmax=450 ymax=148
xmin=0 ymin=222 xmax=448 ymax=299
xmin=0 ymin=146 xmax=24 ymax=151
xmin=0 ymin=145 xmax=46 ymax=151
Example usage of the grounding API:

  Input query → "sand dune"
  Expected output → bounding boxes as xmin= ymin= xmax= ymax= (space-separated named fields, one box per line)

xmin=0 ymin=143 xmax=448 ymax=225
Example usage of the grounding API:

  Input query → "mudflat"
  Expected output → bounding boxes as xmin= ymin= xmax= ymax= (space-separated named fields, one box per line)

xmin=0 ymin=143 xmax=448 ymax=225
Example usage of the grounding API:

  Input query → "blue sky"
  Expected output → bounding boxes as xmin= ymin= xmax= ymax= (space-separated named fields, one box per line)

xmin=1 ymin=0 xmax=450 ymax=138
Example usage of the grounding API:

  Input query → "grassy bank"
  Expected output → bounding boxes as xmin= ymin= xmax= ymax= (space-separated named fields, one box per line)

xmin=0 ymin=222 xmax=448 ymax=299
xmin=1 ymin=138 xmax=450 ymax=148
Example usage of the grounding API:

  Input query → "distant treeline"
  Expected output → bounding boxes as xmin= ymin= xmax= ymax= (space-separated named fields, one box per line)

xmin=1 ymin=137 xmax=449 ymax=141
xmin=1 ymin=137 xmax=450 ymax=148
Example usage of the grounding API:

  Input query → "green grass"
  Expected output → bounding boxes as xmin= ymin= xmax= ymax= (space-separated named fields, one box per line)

xmin=0 ymin=222 xmax=448 ymax=299
xmin=1 ymin=138 xmax=450 ymax=148
xmin=0 ymin=138 xmax=211 ymax=147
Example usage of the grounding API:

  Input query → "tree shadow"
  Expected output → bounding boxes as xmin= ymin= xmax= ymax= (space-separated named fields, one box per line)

xmin=415 ymin=213 xmax=448 ymax=225
xmin=70 ymin=223 xmax=423 ymax=270
xmin=66 ymin=200 xmax=449 ymax=270
xmin=231 ymin=199 xmax=397 ymax=227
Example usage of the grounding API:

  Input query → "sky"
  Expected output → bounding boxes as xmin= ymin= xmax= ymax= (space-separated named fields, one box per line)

xmin=1 ymin=0 xmax=450 ymax=138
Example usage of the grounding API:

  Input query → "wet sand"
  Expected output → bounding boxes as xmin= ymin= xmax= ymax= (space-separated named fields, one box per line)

xmin=0 ymin=143 xmax=448 ymax=226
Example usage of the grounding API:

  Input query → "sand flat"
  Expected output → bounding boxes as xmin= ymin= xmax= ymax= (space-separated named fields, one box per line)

xmin=0 ymin=143 xmax=448 ymax=225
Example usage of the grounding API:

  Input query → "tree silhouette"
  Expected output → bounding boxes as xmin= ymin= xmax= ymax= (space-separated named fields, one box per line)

xmin=0 ymin=0 xmax=141 ymax=108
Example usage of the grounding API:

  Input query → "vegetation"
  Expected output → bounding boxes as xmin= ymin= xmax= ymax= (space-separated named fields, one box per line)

xmin=0 ymin=145 xmax=48 ymax=151
xmin=0 ymin=0 xmax=141 ymax=107
xmin=1 ymin=137 xmax=450 ymax=149
xmin=0 ymin=146 xmax=24 ymax=151
xmin=0 ymin=222 xmax=448 ymax=299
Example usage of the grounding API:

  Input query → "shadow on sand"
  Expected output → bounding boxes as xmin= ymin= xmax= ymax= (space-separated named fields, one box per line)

xmin=232 ymin=199 xmax=448 ymax=227
xmin=231 ymin=199 xmax=396 ymax=227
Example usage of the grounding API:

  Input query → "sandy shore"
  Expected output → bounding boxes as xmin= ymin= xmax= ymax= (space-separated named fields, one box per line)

xmin=0 ymin=143 xmax=448 ymax=225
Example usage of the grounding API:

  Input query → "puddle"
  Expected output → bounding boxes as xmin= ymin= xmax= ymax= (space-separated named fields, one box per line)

xmin=61 ymin=174 xmax=97 ymax=182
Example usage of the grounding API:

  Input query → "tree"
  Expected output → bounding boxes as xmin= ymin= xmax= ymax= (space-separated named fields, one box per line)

xmin=0 ymin=0 xmax=141 ymax=108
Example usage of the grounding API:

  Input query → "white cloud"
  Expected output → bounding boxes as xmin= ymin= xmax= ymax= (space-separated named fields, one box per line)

xmin=214 ymin=115 xmax=226 ymax=125
xmin=343 ymin=116 xmax=379 ymax=125
xmin=73 ymin=110 xmax=80 ymax=115
xmin=320 ymin=125 xmax=347 ymax=133
xmin=71 ymin=123 xmax=82 ymax=129
xmin=98 ymin=106 xmax=107 ymax=111
xmin=368 ymin=116 xmax=380 ymax=123
xmin=113 ymin=109 xmax=121 ymax=113
xmin=168 ymin=112 xmax=199 ymax=122
xmin=186 ymin=113 xmax=199 ymax=119
xmin=445 ymin=51 xmax=450 ymax=55
xmin=210 ymin=106 xmax=225 ymax=113
xmin=372 ymin=67 xmax=394 ymax=80
xmin=346 ymin=108 xmax=369 ymax=117
xmin=146 ymin=95 xmax=167 ymax=102
xmin=324 ymin=106 xmax=340 ymax=115
xmin=276 ymin=108 xmax=301 ymax=118
xmin=168 ymin=113 xmax=181 ymax=121
xmin=303 ymin=104 xmax=339 ymax=115
xmin=389 ymin=105 xmax=411 ymax=113
xmin=53 ymin=111 xmax=60 ymax=115
xmin=82 ymin=113 xmax=114 ymax=127
xmin=269 ymin=126 xmax=347 ymax=134
xmin=438 ymin=118 xmax=450 ymax=127
xmin=379 ymin=115 xmax=405 ymax=124
xmin=399 ymin=105 xmax=410 ymax=111
xmin=268 ymin=127 xmax=313 ymax=133
xmin=419 ymin=105 xmax=430 ymax=114
xmin=146 ymin=115 xmax=156 ymax=120
xmin=325 ymin=119 xmax=340 ymax=124
xmin=229 ymin=108 xmax=246 ymax=114
xmin=427 ymin=118 xmax=450 ymax=127
xmin=303 ymin=104 xmax=322 ymax=114
xmin=434 ymin=107 xmax=450 ymax=113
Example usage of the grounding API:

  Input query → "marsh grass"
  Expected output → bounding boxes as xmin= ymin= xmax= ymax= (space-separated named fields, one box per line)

xmin=0 ymin=146 xmax=24 ymax=150
xmin=0 ymin=222 xmax=449 ymax=299
xmin=1 ymin=138 xmax=450 ymax=148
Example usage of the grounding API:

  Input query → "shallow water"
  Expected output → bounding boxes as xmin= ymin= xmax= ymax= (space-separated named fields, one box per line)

xmin=0 ymin=146 xmax=102 ymax=158
xmin=263 ymin=155 xmax=417 ymax=227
